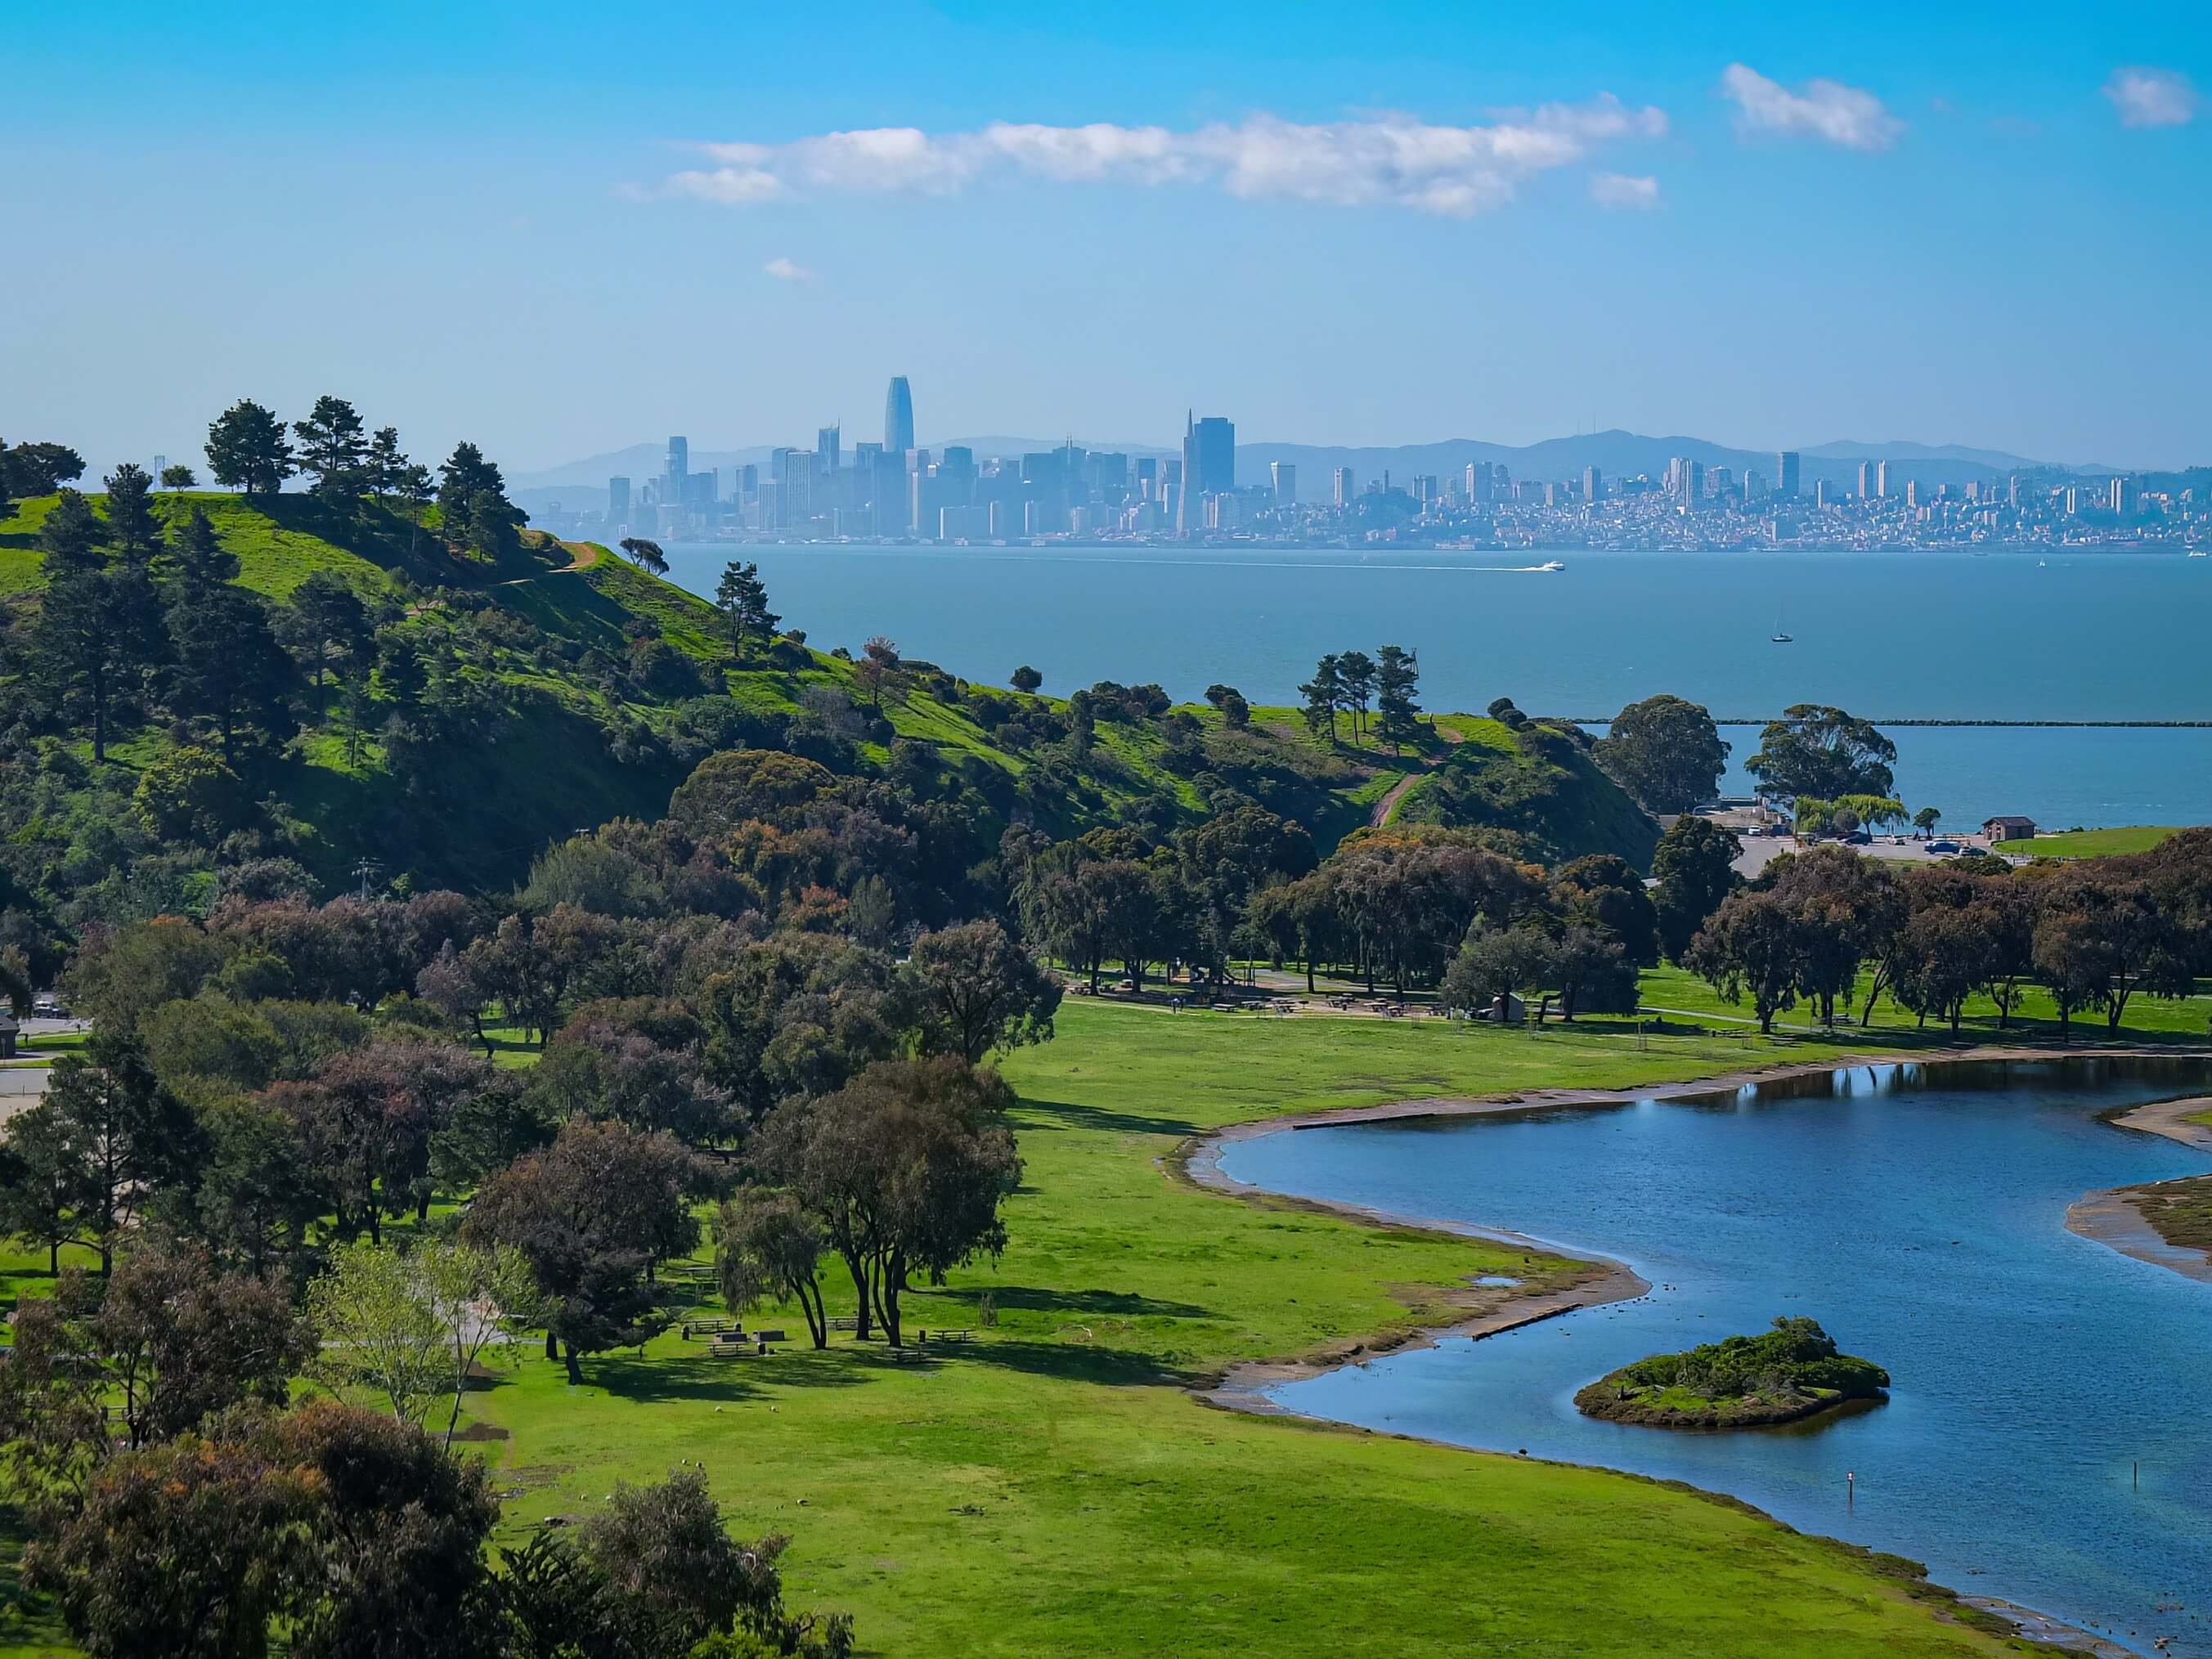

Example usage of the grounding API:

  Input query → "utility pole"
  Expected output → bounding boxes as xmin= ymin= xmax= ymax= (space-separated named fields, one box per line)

xmin=352 ymin=859 xmax=381 ymax=902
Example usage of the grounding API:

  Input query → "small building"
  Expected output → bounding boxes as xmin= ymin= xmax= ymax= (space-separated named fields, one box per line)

xmin=1982 ymin=815 xmax=2039 ymax=843
xmin=0 ymin=1014 xmax=16 ymax=1060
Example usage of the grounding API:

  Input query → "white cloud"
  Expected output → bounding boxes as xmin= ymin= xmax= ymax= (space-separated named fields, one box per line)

xmin=1590 ymin=172 xmax=1661 ymax=209
xmin=762 ymin=257 xmax=812 ymax=281
xmin=1719 ymin=63 xmax=1904 ymax=151
xmin=656 ymin=98 xmax=1668 ymax=217
xmin=2105 ymin=66 xmax=2199 ymax=128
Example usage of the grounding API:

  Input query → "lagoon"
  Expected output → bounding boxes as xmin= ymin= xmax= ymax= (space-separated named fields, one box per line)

xmin=662 ymin=542 xmax=2212 ymax=832
xmin=1214 ymin=1059 xmax=2212 ymax=1657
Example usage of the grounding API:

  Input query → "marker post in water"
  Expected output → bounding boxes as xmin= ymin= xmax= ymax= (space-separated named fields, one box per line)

xmin=1846 ymin=1471 xmax=1855 ymax=1507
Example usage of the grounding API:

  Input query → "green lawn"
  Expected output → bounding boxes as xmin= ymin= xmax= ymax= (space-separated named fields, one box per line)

xmin=451 ymin=1002 xmax=2051 ymax=1657
xmin=2015 ymin=825 xmax=2185 ymax=859
xmin=1639 ymin=962 xmax=2212 ymax=1042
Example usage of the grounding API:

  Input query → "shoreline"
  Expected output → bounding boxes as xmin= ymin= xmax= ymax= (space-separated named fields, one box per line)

xmin=1176 ymin=1043 xmax=2211 ymax=1659
xmin=2065 ymin=1095 xmax=2212 ymax=1282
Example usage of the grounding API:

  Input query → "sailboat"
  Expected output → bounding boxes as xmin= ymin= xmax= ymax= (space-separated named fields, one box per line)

xmin=1770 ymin=600 xmax=1793 ymax=644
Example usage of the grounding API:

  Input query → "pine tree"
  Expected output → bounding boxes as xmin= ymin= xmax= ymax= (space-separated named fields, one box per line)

xmin=205 ymin=399 xmax=294 ymax=495
xmin=1299 ymin=654 xmax=1344 ymax=741
xmin=168 ymin=585 xmax=298 ymax=765
xmin=280 ymin=569 xmax=371 ymax=695
xmin=34 ymin=488 xmax=105 ymax=578
xmin=1335 ymin=651 xmax=1377 ymax=743
xmin=34 ymin=493 xmax=168 ymax=762
xmin=1375 ymin=644 xmax=1423 ymax=753
xmin=436 ymin=442 xmax=505 ymax=543
xmin=714 ymin=560 xmax=778 ymax=657
xmin=172 ymin=506 xmax=241 ymax=590
xmin=366 ymin=426 xmax=406 ymax=503
xmin=101 ymin=463 xmax=165 ymax=566
xmin=293 ymin=395 xmax=370 ymax=497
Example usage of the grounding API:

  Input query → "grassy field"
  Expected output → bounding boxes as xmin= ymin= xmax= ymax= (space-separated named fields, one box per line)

xmin=429 ymin=1000 xmax=2073 ymax=1658
xmin=2015 ymin=826 xmax=2184 ymax=859
xmin=1638 ymin=962 xmax=2212 ymax=1042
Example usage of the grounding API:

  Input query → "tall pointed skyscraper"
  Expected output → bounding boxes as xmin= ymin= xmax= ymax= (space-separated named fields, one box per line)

xmin=884 ymin=376 xmax=915 ymax=455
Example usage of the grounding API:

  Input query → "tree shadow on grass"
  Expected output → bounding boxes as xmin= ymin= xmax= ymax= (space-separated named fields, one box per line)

xmin=921 ymin=1337 xmax=1196 ymax=1388
xmin=1013 ymin=1097 xmax=1201 ymax=1139
xmin=586 ymin=1347 xmax=880 ymax=1405
xmin=922 ymin=1284 xmax=1216 ymax=1320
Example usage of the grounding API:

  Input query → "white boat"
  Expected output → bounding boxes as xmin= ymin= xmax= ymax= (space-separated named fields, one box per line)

xmin=1537 ymin=559 xmax=1565 ymax=572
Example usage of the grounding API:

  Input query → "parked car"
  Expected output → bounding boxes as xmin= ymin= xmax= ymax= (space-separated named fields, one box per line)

xmin=1844 ymin=831 xmax=1873 ymax=845
xmin=1925 ymin=840 xmax=1963 ymax=855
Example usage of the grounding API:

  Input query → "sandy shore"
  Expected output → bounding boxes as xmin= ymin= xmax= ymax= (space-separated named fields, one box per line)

xmin=1178 ymin=1045 xmax=2210 ymax=1658
xmin=2062 ymin=1095 xmax=2212 ymax=1283
xmin=2107 ymin=1094 xmax=2212 ymax=1152
xmin=2064 ymin=1186 xmax=2212 ymax=1283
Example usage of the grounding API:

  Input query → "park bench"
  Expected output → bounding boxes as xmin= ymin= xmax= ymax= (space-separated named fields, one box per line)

xmin=887 ymin=1345 xmax=928 ymax=1364
xmin=827 ymin=1316 xmax=860 ymax=1332
xmin=708 ymin=1340 xmax=752 ymax=1358
xmin=919 ymin=1329 xmax=972 ymax=1346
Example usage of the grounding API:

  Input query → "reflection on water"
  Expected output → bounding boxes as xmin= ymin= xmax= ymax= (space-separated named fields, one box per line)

xmin=1218 ymin=1058 xmax=2212 ymax=1657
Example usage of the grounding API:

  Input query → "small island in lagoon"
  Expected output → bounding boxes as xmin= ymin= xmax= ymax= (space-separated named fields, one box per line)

xmin=1576 ymin=1317 xmax=1890 ymax=1429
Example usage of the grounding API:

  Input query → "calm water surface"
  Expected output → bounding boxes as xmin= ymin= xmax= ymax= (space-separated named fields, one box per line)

xmin=1217 ymin=1060 xmax=2212 ymax=1656
xmin=663 ymin=542 xmax=2212 ymax=830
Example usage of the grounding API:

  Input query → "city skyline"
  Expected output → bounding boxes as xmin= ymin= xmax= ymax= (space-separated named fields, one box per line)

xmin=547 ymin=374 xmax=2197 ymax=553
xmin=7 ymin=2 xmax=2209 ymax=473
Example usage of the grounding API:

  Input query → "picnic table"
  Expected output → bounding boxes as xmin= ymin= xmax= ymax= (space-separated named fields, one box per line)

xmin=681 ymin=1318 xmax=740 ymax=1340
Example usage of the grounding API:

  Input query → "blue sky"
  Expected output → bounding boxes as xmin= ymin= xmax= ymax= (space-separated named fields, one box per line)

xmin=5 ymin=1 xmax=2208 ymax=473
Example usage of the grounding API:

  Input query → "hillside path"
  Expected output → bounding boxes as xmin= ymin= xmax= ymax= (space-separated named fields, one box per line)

xmin=1368 ymin=724 xmax=1466 ymax=827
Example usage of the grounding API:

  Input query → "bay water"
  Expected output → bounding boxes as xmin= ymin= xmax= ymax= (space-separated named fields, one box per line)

xmin=1216 ymin=1060 xmax=2212 ymax=1657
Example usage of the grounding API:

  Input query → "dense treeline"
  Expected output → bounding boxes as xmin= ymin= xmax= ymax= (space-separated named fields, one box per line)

xmin=1683 ymin=829 xmax=2212 ymax=1037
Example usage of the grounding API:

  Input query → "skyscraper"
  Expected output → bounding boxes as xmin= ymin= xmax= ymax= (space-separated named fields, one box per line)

xmin=607 ymin=476 xmax=630 ymax=525
xmin=883 ymin=377 xmax=914 ymax=455
xmin=1191 ymin=416 xmax=1235 ymax=495
xmin=1876 ymin=460 xmax=1894 ymax=500
xmin=1271 ymin=461 xmax=1296 ymax=504
xmin=1335 ymin=466 xmax=1356 ymax=506
xmin=1177 ymin=413 xmax=1200 ymax=535
xmin=1775 ymin=451 xmax=1801 ymax=500
xmin=816 ymin=424 xmax=841 ymax=476
xmin=665 ymin=437 xmax=689 ymax=507
xmin=1583 ymin=465 xmax=1603 ymax=504
xmin=1858 ymin=460 xmax=1877 ymax=499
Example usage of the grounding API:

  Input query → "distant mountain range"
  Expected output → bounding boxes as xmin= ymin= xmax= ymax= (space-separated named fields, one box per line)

xmin=513 ymin=428 xmax=2126 ymax=515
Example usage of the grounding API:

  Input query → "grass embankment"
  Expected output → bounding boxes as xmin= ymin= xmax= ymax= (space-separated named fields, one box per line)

xmin=2017 ymin=826 xmax=2183 ymax=859
xmin=4 ymin=491 xmax=1662 ymax=879
xmin=446 ymin=1002 xmax=2037 ymax=1658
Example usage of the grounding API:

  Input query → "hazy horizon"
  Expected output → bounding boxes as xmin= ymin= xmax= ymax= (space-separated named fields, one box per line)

xmin=7 ymin=2 xmax=2209 ymax=475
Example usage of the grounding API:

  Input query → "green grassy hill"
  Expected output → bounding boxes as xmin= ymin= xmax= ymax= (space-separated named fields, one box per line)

xmin=0 ymin=492 xmax=1658 ymax=903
